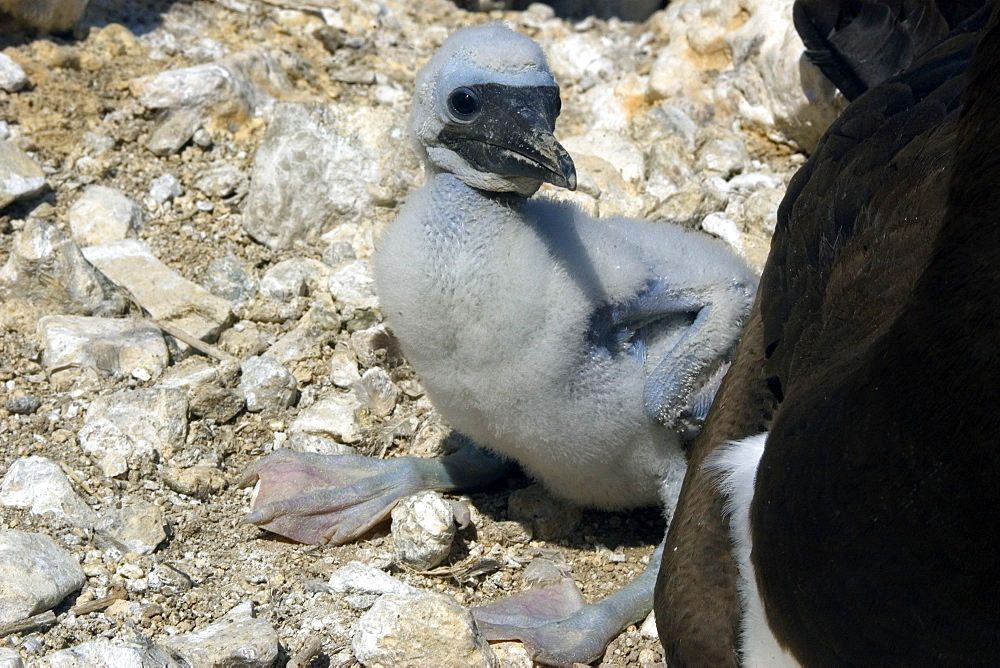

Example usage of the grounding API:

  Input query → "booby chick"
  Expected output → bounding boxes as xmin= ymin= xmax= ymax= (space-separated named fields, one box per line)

xmin=241 ymin=23 xmax=756 ymax=664
xmin=655 ymin=0 xmax=1000 ymax=664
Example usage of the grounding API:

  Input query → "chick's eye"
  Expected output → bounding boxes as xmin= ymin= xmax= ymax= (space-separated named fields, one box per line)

xmin=448 ymin=87 xmax=481 ymax=121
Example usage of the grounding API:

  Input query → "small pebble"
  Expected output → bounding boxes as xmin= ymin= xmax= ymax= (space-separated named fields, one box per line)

xmin=391 ymin=491 xmax=456 ymax=570
xmin=0 ymin=54 xmax=28 ymax=93
xmin=354 ymin=366 xmax=398 ymax=417
xmin=4 ymin=396 xmax=40 ymax=415
xmin=148 ymin=174 xmax=182 ymax=205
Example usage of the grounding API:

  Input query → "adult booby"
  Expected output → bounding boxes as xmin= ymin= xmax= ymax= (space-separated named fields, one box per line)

xmin=655 ymin=1 xmax=1000 ymax=664
xmin=240 ymin=23 xmax=756 ymax=664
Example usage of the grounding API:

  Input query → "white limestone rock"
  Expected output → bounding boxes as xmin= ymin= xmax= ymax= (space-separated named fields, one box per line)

xmin=239 ymin=355 xmax=298 ymax=412
xmin=0 ymin=647 xmax=22 ymax=668
xmin=285 ymin=432 xmax=356 ymax=457
xmin=147 ymin=173 xmax=182 ymax=205
xmin=353 ymin=591 xmax=497 ymax=668
xmin=261 ymin=326 xmax=334 ymax=366
xmin=0 ymin=530 xmax=85 ymax=624
xmin=162 ymin=601 xmax=278 ymax=668
xmin=37 ymin=315 xmax=168 ymax=378
xmin=354 ymin=366 xmax=397 ymax=417
xmin=647 ymin=0 xmax=844 ymax=151
xmin=726 ymin=183 xmax=785 ymax=236
xmin=203 ymin=254 xmax=257 ymax=303
xmin=78 ymin=387 xmax=188 ymax=477
xmin=289 ymin=393 xmax=361 ymax=445
xmin=348 ymin=324 xmax=401 ymax=368
xmin=0 ymin=140 xmax=45 ymax=209
xmin=82 ymin=239 xmax=235 ymax=348
xmin=562 ymin=130 xmax=645 ymax=185
xmin=157 ymin=356 xmax=227 ymax=392
xmin=146 ymin=107 xmax=200 ymax=157
xmin=0 ymin=53 xmax=28 ymax=93
xmin=328 ymin=561 xmax=417 ymax=597
xmin=696 ymin=138 xmax=750 ymax=179
xmin=193 ymin=162 xmax=249 ymax=199
xmin=701 ymin=211 xmax=743 ymax=251
xmin=259 ymin=257 xmax=328 ymax=301
xmin=290 ymin=393 xmax=362 ymax=445
xmin=0 ymin=220 xmax=127 ymax=327
xmin=0 ymin=456 xmax=98 ymax=528
xmin=242 ymin=101 xmax=413 ymax=250
xmin=329 ymin=347 xmax=361 ymax=388
xmin=32 ymin=640 xmax=182 ymax=668
xmin=131 ymin=49 xmax=290 ymax=118
xmin=391 ymin=491 xmax=457 ymax=570
xmin=94 ymin=496 xmax=167 ymax=555
xmin=67 ymin=185 xmax=142 ymax=246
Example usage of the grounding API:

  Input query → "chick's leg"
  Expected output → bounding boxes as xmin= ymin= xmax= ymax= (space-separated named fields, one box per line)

xmin=238 ymin=443 xmax=513 ymax=545
xmin=472 ymin=541 xmax=664 ymax=665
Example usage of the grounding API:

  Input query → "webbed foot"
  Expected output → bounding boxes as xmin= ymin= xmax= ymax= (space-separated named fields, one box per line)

xmin=472 ymin=543 xmax=663 ymax=665
xmin=666 ymin=360 xmax=732 ymax=440
xmin=473 ymin=573 xmax=610 ymax=665
xmin=238 ymin=444 xmax=514 ymax=545
xmin=238 ymin=449 xmax=427 ymax=545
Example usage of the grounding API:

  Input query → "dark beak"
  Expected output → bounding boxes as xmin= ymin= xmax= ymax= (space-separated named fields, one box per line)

xmin=440 ymin=83 xmax=577 ymax=191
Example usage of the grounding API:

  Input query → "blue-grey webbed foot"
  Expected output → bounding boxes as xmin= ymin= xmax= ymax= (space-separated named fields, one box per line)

xmin=238 ymin=444 xmax=513 ymax=546
xmin=613 ymin=277 xmax=754 ymax=439
xmin=472 ymin=543 xmax=664 ymax=665
xmin=669 ymin=360 xmax=732 ymax=439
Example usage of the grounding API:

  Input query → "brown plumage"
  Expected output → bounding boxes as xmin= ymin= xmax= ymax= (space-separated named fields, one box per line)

xmin=656 ymin=0 xmax=1000 ymax=663
xmin=793 ymin=0 xmax=984 ymax=100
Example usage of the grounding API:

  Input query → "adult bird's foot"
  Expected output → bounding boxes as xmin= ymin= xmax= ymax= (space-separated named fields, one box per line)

xmin=237 ymin=449 xmax=429 ymax=545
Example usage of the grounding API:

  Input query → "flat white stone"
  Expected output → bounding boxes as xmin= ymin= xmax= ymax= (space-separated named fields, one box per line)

xmin=32 ymin=640 xmax=179 ymax=668
xmin=131 ymin=50 xmax=289 ymax=116
xmin=82 ymin=239 xmax=234 ymax=346
xmin=702 ymin=212 xmax=744 ymax=251
xmin=38 ymin=315 xmax=168 ymax=378
xmin=327 ymin=561 xmax=416 ymax=596
xmin=0 ymin=140 xmax=47 ymax=209
xmin=290 ymin=393 xmax=362 ymax=444
xmin=79 ymin=388 xmax=188 ymax=477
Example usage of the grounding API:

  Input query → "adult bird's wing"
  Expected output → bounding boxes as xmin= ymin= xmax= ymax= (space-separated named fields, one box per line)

xmin=793 ymin=0 xmax=987 ymax=99
xmin=752 ymin=2 xmax=1000 ymax=662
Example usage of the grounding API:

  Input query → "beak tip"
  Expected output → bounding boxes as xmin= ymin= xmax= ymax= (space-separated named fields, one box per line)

xmin=555 ymin=151 xmax=577 ymax=191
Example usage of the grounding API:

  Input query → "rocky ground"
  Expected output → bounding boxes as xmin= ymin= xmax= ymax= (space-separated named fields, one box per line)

xmin=0 ymin=0 xmax=843 ymax=665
